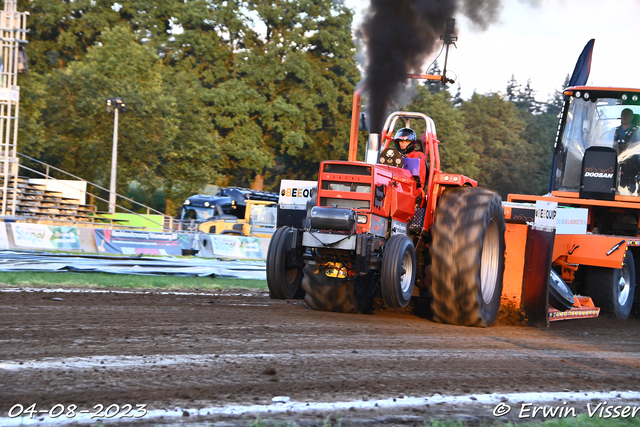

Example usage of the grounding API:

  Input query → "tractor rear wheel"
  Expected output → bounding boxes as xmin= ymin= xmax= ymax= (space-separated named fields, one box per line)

xmin=430 ymin=187 xmax=506 ymax=327
xmin=266 ymin=226 xmax=304 ymax=299
xmin=381 ymin=234 xmax=416 ymax=308
xmin=353 ymin=272 xmax=380 ymax=314
xmin=302 ymin=266 xmax=359 ymax=313
xmin=584 ymin=251 xmax=636 ymax=320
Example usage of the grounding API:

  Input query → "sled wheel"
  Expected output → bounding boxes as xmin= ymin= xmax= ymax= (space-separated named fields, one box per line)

xmin=549 ymin=269 xmax=575 ymax=311
xmin=266 ymin=226 xmax=304 ymax=299
xmin=381 ymin=234 xmax=416 ymax=308
xmin=302 ymin=265 xmax=359 ymax=313
xmin=430 ymin=187 xmax=506 ymax=327
xmin=584 ymin=250 xmax=636 ymax=320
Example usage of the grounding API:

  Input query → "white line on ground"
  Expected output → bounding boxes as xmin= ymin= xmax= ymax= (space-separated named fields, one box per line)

xmin=2 ymin=390 xmax=640 ymax=426
xmin=2 ymin=349 xmax=640 ymax=372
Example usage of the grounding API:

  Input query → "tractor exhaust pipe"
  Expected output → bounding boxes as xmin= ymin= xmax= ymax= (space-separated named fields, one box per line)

xmin=365 ymin=133 xmax=380 ymax=165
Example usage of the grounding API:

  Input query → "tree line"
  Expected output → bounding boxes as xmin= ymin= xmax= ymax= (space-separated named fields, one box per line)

xmin=403 ymin=72 xmax=566 ymax=198
xmin=17 ymin=0 xmax=564 ymax=214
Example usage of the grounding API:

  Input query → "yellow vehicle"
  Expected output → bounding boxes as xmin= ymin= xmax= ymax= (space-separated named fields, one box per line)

xmin=178 ymin=188 xmax=279 ymax=236
xmin=198 ymin=199 xmax=277 ymax=238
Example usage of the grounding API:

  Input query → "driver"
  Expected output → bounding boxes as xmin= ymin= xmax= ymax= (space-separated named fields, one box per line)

xmin=394 ymin=127 xmax=427 ymax=188
xmin=615 ymin=108 xmax=639 ymax=149
xmin=616 ymin=108 xmax=640 ymax=193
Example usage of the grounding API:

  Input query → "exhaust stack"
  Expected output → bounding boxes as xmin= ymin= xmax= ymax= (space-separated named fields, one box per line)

xmin=365 ymin=133 xmax=380 ymax=165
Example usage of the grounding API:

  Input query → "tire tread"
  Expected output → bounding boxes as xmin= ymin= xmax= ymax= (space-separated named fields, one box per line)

xmin=430 ymin=187 xmax=505 ymax=327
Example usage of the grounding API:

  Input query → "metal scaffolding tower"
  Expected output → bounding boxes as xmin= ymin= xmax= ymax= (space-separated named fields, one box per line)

xmin=0 ymin=0 xmax=26 ymax=217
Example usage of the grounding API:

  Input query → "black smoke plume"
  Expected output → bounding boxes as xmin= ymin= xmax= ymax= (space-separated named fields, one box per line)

xmin=362 ymin=0 xmax=502 ymax=134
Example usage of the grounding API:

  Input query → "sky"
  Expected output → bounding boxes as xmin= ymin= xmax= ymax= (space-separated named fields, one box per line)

xmin=344 ymin=0 xmax=640 ymax=102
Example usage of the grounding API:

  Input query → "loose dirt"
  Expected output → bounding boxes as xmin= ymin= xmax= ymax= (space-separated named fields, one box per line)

xmin=1 ymin=287 xmax=639 ymax=426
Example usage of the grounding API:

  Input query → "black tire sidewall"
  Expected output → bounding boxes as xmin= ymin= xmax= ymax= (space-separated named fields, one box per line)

xmin=614 ymin=251 xmax=636 ymax=319
xmin=584 ymin=251 xmax=636 ymax=320
xmin=397 ymin=237 xmax=417 ymax=305
xmin=266 ymin=226 xmax=302 ymax=299
xmin=266 ymin=226 xmax=287 ymax=299
xmin=430 ymin=187 xmax=506 ymax=327
xmin=381 ymin=234 xmax=416 ymax=308
xmin=353 ymin=272 xmax=380 ymax=314
xmin=549 ymin=269 xmax=575 ymax=311
xmin=478 ymin=207 xmax=505 ymax=325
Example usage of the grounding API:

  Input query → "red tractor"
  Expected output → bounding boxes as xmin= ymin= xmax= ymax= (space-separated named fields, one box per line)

xmin=267 ymin=77 xmax=507 ymax=326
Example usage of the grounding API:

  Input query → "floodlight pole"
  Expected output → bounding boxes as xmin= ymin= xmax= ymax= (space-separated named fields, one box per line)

xmin=109 ymin=107 xmax=118 ymax=213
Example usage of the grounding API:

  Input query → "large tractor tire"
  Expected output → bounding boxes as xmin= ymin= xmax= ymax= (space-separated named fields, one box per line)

xmin=302 ymin=267 xmax=379 ymax=314
xmin=266 ymin=226 xmax=304 ymax=299
xmin=430 ymin=187 xmax=506 ymax=327
xmin=302 ymin=266 xmax=359 ymax=313
xmin=353 ymin=272 xmax=380 ymax=314
xmin=584 ymin=251 xmax=636 ymax=320
xmin=381 ymin=234 xmax=416 ymax=308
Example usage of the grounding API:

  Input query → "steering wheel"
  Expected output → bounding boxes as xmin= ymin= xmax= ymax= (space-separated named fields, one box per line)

xmin=600 ymin=131 xmax=615 ymax=142
xmin=379 ymin=147 xmax=404 ymax=167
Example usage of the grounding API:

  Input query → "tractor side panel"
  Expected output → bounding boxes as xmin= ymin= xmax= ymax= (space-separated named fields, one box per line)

xmin=389 ymin=176 xmax=417 ymax=224
xmin=553 ymin=234 xmax=628 ymax=268
xmin=502 ymin=222 xmax=528 ymax=307
xmin=371 ymin=168 xmax=393 ymax=218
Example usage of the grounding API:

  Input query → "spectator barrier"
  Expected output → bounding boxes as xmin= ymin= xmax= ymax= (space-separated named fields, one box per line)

xmin=0 ymin=223 xmax=269 ymax=260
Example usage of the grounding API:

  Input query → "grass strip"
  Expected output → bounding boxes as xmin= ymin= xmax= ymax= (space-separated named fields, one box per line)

xmin=0 ymin=271 xmax=268 ymax=291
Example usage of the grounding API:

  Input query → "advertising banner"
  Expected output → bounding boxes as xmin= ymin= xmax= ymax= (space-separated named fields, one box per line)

xmin=0 ymin=224 xmax=8 ymax=250
xmin=210 ymin=235 xmax=264 ymax=259
xmin=11 ymin=223 xmax=81 ymax=250
xmin=94 ymin=229 xmax=191 ymax=256
xmin=278 ymin=179 xmax=317 ymax=209
xmin=534 ymin=200 xmax=558 ymax=228
xmin=556 ymin=208 xmax=588 ymax=235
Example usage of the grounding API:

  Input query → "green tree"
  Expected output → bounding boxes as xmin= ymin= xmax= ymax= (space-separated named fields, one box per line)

xmin=461 ymin=92 xmax=534 ymax=198
xmin=547 ymin=73 xmax=571 ymax=116
xmin=425 ymin=60 xmax=446 ymax=94
xmin=20 ymin=26 xmax=219 ymax=211
xmin=504 ymin=76 xmax=559 ymax=195
xmin=405 ymin=84 xmax=478 ymax=178
xmin=519 ymin=111 xmax=556 ymax=195
xmin=505 ymin=75 xmax=542 ymax=114
xmin=18 ymin=0 xmax=360 ymax=207
xmin=229 ymin=0 xmax=360 ymax=188
xmin=19 ymin=0 xmax=122 ymax=72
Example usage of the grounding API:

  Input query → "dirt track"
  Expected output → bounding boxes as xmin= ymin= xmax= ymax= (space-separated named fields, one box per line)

xmin=1 ymin=287 xmax=640 ymax=426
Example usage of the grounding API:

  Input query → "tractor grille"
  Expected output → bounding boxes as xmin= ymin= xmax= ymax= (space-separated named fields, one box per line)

xmin=320 ymin=163 xmax=372 ymax=210
xmin=320 ymin=197 xmax=370 ymax=210
xmin=323 ymin=163 xmax=372 ymax=176
xmin=321 ymin=181 xmax=371 ymax=193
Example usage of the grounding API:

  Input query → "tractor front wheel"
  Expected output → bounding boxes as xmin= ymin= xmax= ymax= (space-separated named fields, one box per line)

xmin=381 ymin=234 xmax=416 ymax=308
xmin=266 ymin=226 xmax=304 ymax=299
xmin=584 ymin=251 xmax=636 ymax=320
xmin=430 ymin=187 xmax=506 ymax=327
